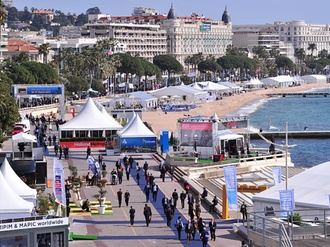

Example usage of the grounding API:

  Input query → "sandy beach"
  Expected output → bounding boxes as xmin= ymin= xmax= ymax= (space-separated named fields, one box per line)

xmin=143 ymin=83 xmax=330 ymax=136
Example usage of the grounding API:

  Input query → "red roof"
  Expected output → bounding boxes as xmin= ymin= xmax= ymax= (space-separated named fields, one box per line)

xmin=8 ymin=40 xmax=38 ymax=52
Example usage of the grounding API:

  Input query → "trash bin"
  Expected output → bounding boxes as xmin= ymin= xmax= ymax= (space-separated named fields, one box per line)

xmin=213 ymin=154 xmax=220 ymax=162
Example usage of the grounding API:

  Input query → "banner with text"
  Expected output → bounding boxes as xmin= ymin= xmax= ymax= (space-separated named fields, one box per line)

xmin=53 ymin=158 xmax=66 ymax=206
xmin=224 ymin=166 xmax=238 ymax=211
xmin=272 ymin=167 xmax=282 ymax=185
xmin=279 ymin=189 xmax=295 ymax=217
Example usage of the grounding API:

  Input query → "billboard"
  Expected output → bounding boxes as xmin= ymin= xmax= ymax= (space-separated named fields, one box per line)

xmin=201 ymin=22 xmax=212 ymax=31
xmin=14 ymin=85 xmax=63 ymax=95
xmin=180 ymin=122 xmax=213 ymax=147
xmin=120 ymin=137 xmax=157 ymax=152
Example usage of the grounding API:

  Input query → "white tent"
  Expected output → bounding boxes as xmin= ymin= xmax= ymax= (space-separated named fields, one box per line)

xmin=301 ymin=75 xmax=327 ymax=84
xmin=118 ymin=114 xmax=157 ymax=152
xmin=198 ymin=81 xmax=230 ymax=91
xmin=252 ymin=161 xmax=330 ymax=212
xmin=12 ymin=132 xmax=37 ymax=143
xmin=148 ymin=85 xmax=207 ymax=101
xmin=94 ymin=101 xmax=123 ymax=129
xmin=218 ymin=81 xmax=241 ymax=94
xmin=0 ymin=170 xmax=34 ymax=220
xmin=59 ymin=98 xmax=122 ymax=137
xmin=117 ymin=112 xmax=136 ymax=135
xmin=190 ymin=82 xmax=202 ymax=90
xmin=261 ymin=75 xmax=294 ymax=88
xmin=1 ymin=158 xmax=37 ymax=204
xmin=245 ymin=78 xmax=264 ymax=88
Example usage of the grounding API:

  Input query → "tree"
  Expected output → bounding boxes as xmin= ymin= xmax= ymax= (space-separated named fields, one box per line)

xmin=198 ymin=59 xmax=221 ymax=74
xmin=153 ymin=55 xmax=183 ymax=82
xmin=12 ymin=52 xmax=30 ymax=63
xmin=21 ymin=61 xmax=59 ymax=84
xmin=318 ymin=49 xmax=328 ymax=59
xmin=86 ymin=7 xmax=101 ymax=15
xmin=3 ymin=62 xmax=35 ymax=84
xmin=275 ymin=56 xmax=294 ymax=74
xmin=38 ymin=43 xmax=51 ymax=64
xmin=307 ymin=43 xmax=317 ymax=57
xmin=0 ymin=80 xmax=20 ymax=147
xmin=294 ymin=48 xmax=306 ymax=64
xmin=252 ymin=46 xmax=269 ymax=61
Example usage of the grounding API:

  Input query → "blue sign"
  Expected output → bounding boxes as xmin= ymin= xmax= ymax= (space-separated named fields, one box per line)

xmin=224 ymin=166 xmax=238 ymax=211
xmin=26 ymin=86 xmax=62 ymax=95
xmin=279 ymin=190 xmax=295 ymax=217
xmin=121 ymin=137 xmax=156 ymax=147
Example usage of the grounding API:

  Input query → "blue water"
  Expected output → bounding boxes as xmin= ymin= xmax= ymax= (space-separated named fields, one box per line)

xmin=228 ymin=87 xmax=330 ymax=168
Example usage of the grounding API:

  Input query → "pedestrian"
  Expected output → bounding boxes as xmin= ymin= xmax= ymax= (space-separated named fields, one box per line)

xmin=136 ymin=170 xmax=140 ymax=185
xmin=48 ymin=135 xmax=52 ymax=146
xmin=52 ymin=134 xmax=56 ymax=146
xmin=195 ymin=204 xmax=201 ymax=219
xmin=240 ymin=201 xmax=248 ymax=222
xmin=111 ymin=169 xmax=117 ymax=184
xmin=128 ymin=155 xmax=134 ymax=169
xmin=86 ymin=146 xmax=91 ymax=159
xmin=149 ymin=173 xmax=155 ymax=185
xmin=191 ymin=218 xmax=198 ymax=240
xmin=188 ymin=204 xmax=195 ymax=220
xmin=117 ymin=189 xmax=123 ymax=207
xmin=124 ymin=190 xmax=130 ymax=206
xmin=64 ymin=146 xmax=69 ymax=159
xmin=143 ymin=161 xmax=149 ymax=175
xmin=175 ymin=216 xmax=184 ymax=240
xmin=143 ymin=204 xmax=152 ymax=227
xmin=172 ymin=189 xmax=179 ymax=207
xmin=160 ymin=166 xmax=166 ymax=182
xmin=152 ymin=183 xmax=158 ymax=202
xmin=162 ymin=196 xmax=169 ymax=214
xmin=126 ymin=165 xmax=130 ymax=180
xmin=102 ymin=162 xmax=106 ymax=171
xmin=187 ymin=193 xmax=194 ymax=207
xmin=200 ymin=227 xmax=210 ymax=247
xmin=54 ymin=143 xmax=59 ymax=156
xmin=98 ymin=154 xmax=103 ymax=164
xmin=59 ymin=145 xmax=62 ymax=159
xmin=197 ymin=217 xmax=206 ymax=234
xmin=117 ymin=166 xmax=123 ymax=184
xmin=209 ymin=218 xmax=217 ymax=241
xmin=209 ymin=195 xmax=219 ymax=212
xmin=184 ymin=182 xmax=190 ymax=194
xmin=180 ymin=190 xmax=187 ymax=209
xmin=195 ymin=193 xmax=201 ymax=206
xmin=201 ymin=187 xmax=208 ymax=200
xmin=144 ymin=184 xmax=151 ymax=202
xmin=169 ymin=197 xmax=176 ymax=214
xmin=129 ymin=206 xmax=135 ymax=225
xmin=185 ymin=219 xmax=193 ymax=244
xmin=165 ymin=206 xmax=173 ymax=227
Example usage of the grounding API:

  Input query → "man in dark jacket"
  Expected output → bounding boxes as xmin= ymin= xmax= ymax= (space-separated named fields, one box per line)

xmin=129 ymin=206 xmax=135 ymax=225
xmin=180 ymin=190 xmax=187 ymax=209
xmin=143 ymin=204 xmax=152 ymax=227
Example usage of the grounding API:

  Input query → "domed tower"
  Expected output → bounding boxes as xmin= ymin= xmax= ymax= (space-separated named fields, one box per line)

xmin=221 ymin=6 xmax=231 ymax=24
xmin=167 ymin=3 xmax=177 ymax=20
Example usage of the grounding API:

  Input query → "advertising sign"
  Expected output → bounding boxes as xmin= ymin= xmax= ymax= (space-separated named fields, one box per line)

xmin=180 ymin=122 xmax=213 ymax=147
xmin=272 ymin=167 xmax=282 ymax=185
xmin=224 ymin=166 xmax=238 ymax=211
xmin=121 ymin=137 xmax=156 ymax=147
xmin=60 ymin=140 xmax=105 ymax=149
xmin=201 ymin=22 xmax=212 ymax=31
xmin=279 ymin=189 xmax=295 ymax=217
xmin=0 ymin=218 xmax=69 ymax=232
xmin=53 ymin=158 xmax=66 ymax=206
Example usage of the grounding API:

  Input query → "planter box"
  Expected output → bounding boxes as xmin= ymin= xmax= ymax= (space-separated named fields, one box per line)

xmin=98 ymin=206 xmax=106 ymax=214
xmin=106 ymin=149 xmax=114 ymax=156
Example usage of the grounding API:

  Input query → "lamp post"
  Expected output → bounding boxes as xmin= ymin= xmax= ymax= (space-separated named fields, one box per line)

xmin=285 ymin=122 xmax=289 ymax=190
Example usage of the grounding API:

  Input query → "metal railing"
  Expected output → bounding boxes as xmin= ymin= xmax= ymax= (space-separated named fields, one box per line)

xmin=247 ymin=208 xmax=330 ymax=247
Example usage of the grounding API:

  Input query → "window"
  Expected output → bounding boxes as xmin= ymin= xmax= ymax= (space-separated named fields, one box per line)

xmin=53 ymin=232 xmax=65 ymax=247
xmin=61 ymin=131 xmax=73 ymax=138
xmin=91 ymin=130 xmax=103 ymax=138
xmin=76 ymin=130 xmax=88 ymax=138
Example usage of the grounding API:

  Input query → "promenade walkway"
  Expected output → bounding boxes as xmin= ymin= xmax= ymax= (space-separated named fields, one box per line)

xmin=44 ymin=149 xmax=245 ymax=247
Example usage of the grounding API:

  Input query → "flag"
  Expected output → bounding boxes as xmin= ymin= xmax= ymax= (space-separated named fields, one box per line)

xmin=53 ymin=158 xmax=66 ymax=206
xmin=224 ymin=166 xmax=238 ymax=211
xmin=279 ymin=189 xmax=295 ymax=217
xmin=86 ymin=156 xmax=101 ymax=178
xmin=272 ymin=167 xmax=282 ymax=185
xmin=256 ymin=68 xmax=261 ymax=73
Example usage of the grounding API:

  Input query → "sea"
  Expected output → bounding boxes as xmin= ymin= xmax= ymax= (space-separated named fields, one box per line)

xmin=227 ymin=87 xmax=330 ymax=168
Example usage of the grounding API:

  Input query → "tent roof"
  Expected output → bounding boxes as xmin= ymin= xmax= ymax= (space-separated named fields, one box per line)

xmin=245 ymin=78 xmax=263 ymax=85
xmin=12 ymin=132 xmax=37 ymax=143
xmin=190 ymin=82 xmax=202 ymax=90
xmin=201 ymin=81 xmax=229 ymax=91
xmin=119 ymin=114 xmax=157 ymax=138
xmin=253 ymin=161 xmax=330 ymax=208
xmin=148 ymin=85 xmax=206 ymax=97
xmin=218 ymin=81 xmax=240 ymax=89
xmin=1 ymin=158 xmax=37 ymax=199
xmin=117 ymin=112 xmax=136 ymax=135
xmin=94 ymin=101 xmax=123 ymax=129
xmin=261 ymin=75 xmax=294 ymax=85
xmin=0 ymin=169 xmax=34 ymax=214
xmin=60 ymin=98 xmax=122 ymax=130
xmin=128 ymin=92 xmax=157 ymax=101
xmin=301 ymin=75 xmax=327 ymax=80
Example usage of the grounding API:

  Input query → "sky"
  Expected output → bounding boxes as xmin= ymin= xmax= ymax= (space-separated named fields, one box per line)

xmin=11 ymin=0 xmax=330 ymax=25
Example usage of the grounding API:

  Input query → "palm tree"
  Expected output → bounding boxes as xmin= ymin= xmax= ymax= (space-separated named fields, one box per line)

xmin=307 ymin=43 xmax=317 ymax=57
xmin=38 ymin=43 xmax=51 ymax=64
xmin=0 ymin=0 xmax=6 ymax=61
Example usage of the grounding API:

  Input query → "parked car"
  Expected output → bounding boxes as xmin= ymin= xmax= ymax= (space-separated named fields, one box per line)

xmin=12 ymin=126 xmax=24 ymax=135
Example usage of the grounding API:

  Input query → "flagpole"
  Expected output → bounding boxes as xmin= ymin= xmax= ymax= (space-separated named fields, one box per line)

xmin=285 ymin=122 xmax=288 ymax=190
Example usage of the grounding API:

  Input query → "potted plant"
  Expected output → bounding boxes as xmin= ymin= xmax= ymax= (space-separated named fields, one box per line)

xmin=93 ymin=180 xmax=108 ymax=214
xmin=106 ymin=144 xmax=114 ymax=156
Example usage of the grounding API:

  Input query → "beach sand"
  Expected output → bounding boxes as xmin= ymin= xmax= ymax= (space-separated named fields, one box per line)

xmin=143 ymin=83 xmax=330 ymax=136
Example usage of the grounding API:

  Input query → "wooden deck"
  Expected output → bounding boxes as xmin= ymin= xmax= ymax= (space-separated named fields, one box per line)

xmin=267 ymin=92 xmax=330 ymax=97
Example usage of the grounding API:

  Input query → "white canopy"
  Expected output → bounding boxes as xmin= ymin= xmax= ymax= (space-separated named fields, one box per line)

xmin=94 ymin=101 xmax=123 ymax=129
xmin=119 ymin=114 xmax=157 ymax=138
xmin=148 ymin=85 xmax=206 ymax=98
xmin=190 ymin=82 xmax=202 ymax=90
xmin=199 ymin=81 xmax=230 ymax=91
xmin=261 ymin=75 xmax=294 ymax=88
xmin=245 ymin=78 xmax=264 ymax=86
xmin=60 ymin=98 xmax=122 ymax=131
xmin=0 ymin=169 xmax=34 ymax=219
xmin=301 ymin=75 xmax=327 ymax=84
xmin=1 ymin=158 xmax=37 ymax=202
xmin=117 ymin=112 xmax=136 ymax=135
xmin=252 ymin=161 xmax=330 ymax=211
xmin=12 ymin=132 xmax=37 ymax=143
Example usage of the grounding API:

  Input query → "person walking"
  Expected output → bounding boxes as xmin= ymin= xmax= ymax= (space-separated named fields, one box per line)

xmin=128 ymin=155 xmax=134 ymax=169
xmin=240 ymin=201 xmax=248 ymax=222
xmin=180 ymin=190 xmax=186 ymax=209
xmin=98 ymin=154 xmax=103 ymax=165
xmin=191 ymin=218 xmax=198 ymax=240
xmin=172 ymin=189 xmax=179 ymax=208
xmin=162 ymin=196 xmax=169 ymax=214
xmin=126 ymin=166 xmax=130 ymax=181
xmin=124 ymin=190 xmax=130 ymax=207
xmin=59 ymin=145 xmax=63 ymax=159
xmin=136 ymin=170 xmax=140 ymax=185
xmin=117 ymin=189 xmax=123 ymax=207
xmin=200 ymin=227 xmax=210 ymax=247
xmin=129 ymin=206 xmax=135 ymax=225
xmin=209 ymin=218 xmax=217 ymax=241
xmin=175 ymin=216 xmax=184 ymax=240
xmin=117 ymin=166 xmax=123 ymax=184
xmin=185 ymin=219 xmax=193 ymax=244
xmin=54 ymin=143 xmax=59 ymax=156
xmin=201 ymin=187 xmax=208 ymax=201
xmin=64 ymin=146 xmax=69 ymax=159
xmin=144 ymin=184 xmax=151 ymax=202
xmin=165 ymin=206 xmax=173 ymax=227
xmin=143 ymin=204 xmax=152 ymax=227
xmin=209 ymin=195 xmax=219 ymax=212
xmin=152 ymin=183 xmax=159 ymax=202
xmin=195 ymin=204 xmax=201 ymax=219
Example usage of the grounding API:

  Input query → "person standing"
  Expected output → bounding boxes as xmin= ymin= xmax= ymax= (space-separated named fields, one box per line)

xmin=152 ymin=183 xmax=159 ymax=202
xmin=54 ymin=143 xmax=59 ymax=156
xmin=52 ymin=134 xmax=56 ymax=146
xmin=169 ymin=197 xmax=176 ymax=214
xmin=201 ymin=187 xmax=208 ymax=200
xmin=200 ymin=227 xmax=210 ymax=247
xmin=126 ymin=165 xmax=130 ymax=180
xmin=144 ymin=184 xmax=151 ymax=202
xmin=240 ymin=201 xmax=248 ymax=222
xmin=165 ymin=206 xmax=173 ymax=227
xmin=48 ymin=135 xmax=52 ymax=146
xmin=124 ymin=190 xmax=130 ymax=207
xmin=136 ymin=170 xmax=140 ymax=185
xmin=195 ymin=204 xmax=201 ymax=219
xmin=128 ymin=155 xmax=134 ymax=169
xmin=209 ymin=196 xmax=219 ymax=212
xmin=143 ymin=161 xmax=149 ymax=176
xmin=59 ymin=145 xmax=63 ymax=159
xmin=180 ymin=190 xmax=187 ymax=209
xmin=143 ymin=204 xmax=152 ymax=227
xmin=160 ymin=165 xmax=166 ymax=182
xmin=129 ymin=206 xmax=135 ymax=225
xmin=86 ymin=146 xmax=91 ymax=159
xmin=185 ymin=219 xmax=193 ymax=244
xmin=209 ymin=218 xmax=217 ymax=241
xmin=162 ymin=196 xmax=169 ymax=214
xmin=175 ymin=216 xmax=184 ymax=240
xmin=117 ymin=166 xmax=123 ymax=184
xmin=172 ymin=189 xmax=179 ymax=208
xmin=64 ymin=146 xmax=69 ymax=159
xmin=98 ymin=154 xmax=103 ymax=165
xmin=117 ymin=189 xmax=123 ymax=207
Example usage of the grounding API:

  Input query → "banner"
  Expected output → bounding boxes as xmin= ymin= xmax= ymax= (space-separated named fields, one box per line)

xmin=53 ymin=158 xmax=66 ymax=206
xmin=86 ymin=156 xmax=100 ymax=178
xmin=272 ymin=167 xmax=282 ymax=185
xmin=224 ymin=166 xmax=238 ymax=211
xmin=279 ymin=189 xmax=295 ymax=217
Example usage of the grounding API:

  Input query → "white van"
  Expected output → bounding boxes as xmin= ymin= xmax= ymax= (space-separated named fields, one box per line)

xmin=15 ymin=120 xmax=31 ymax=133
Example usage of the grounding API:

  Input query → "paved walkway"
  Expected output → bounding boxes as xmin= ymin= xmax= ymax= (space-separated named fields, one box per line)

xmin=42 ymin=146 xmax=245 ymax=247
